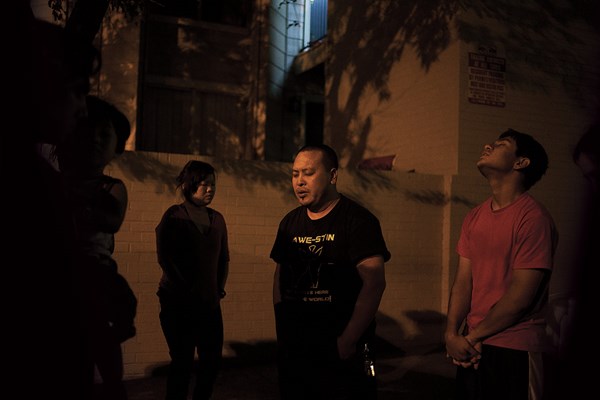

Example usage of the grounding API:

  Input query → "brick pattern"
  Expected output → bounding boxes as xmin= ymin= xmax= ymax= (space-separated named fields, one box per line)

xmin=106 ymin=152 xmax=448 ymax=378
xmin=109 ymin=149 xmax=591 ymax=379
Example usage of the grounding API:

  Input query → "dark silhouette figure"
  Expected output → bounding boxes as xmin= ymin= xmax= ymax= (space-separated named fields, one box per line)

xmin=548 ymin=122 xmax=600 ymax=399
xmin=56 ymin=95 xmax=137 ymax=400
xmin=8 ymin=6 xmax=101 ymax=399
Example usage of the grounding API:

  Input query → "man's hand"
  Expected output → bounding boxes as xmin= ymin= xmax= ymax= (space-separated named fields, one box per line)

xmin=445 ymin=334 xmax=481 ymax=369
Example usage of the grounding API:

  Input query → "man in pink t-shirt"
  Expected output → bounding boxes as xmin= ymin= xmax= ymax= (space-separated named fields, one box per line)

xmin=445 ymin=129 xmax=558 ymax=400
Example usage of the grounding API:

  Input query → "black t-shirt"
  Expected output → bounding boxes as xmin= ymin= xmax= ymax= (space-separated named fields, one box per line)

xmin=270 ymin=194 xmax=391 ymax=336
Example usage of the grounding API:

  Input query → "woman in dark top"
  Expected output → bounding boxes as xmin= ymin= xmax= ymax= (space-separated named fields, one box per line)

xmin=155 ymin=160 xmax=230 ymax=400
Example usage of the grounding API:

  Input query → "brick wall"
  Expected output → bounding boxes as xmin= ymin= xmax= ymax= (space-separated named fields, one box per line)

xmin=109 ymin=149 xmax=589 ymax=379
xmin=107 ymin=151 xmax=452 ymax=379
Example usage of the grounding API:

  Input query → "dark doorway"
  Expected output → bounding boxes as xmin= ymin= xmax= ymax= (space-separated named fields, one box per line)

xmin=305 ymin=101 xmax=324 ymax=145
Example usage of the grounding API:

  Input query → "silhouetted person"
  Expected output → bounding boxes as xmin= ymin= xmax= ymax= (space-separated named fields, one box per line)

xmin=57 ymin=95 xmax=136 ymax=400
xmin=7 ymin=8 xmax=101 ymax=399
xmin=548 ymin=122 xmax=600 ymax=399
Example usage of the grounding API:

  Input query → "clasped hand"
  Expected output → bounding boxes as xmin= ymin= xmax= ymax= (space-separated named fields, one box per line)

xmin=445 ymin=334 xmax=482 ymax=369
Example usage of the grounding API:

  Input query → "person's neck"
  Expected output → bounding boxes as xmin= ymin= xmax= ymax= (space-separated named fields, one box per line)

xmin=488 ymin=178 xmax=526 ymax=210
xmin=184 ymin=200 xmax=210 ymax=232
xmin=307 ymin=193 xmax=341 ymax=220
xmin=185 ymin=199 xmax=207 ymax=209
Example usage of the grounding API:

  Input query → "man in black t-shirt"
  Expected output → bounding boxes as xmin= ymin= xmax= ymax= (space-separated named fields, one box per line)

xmin=271 ymin=144 xmax=391 ymax=400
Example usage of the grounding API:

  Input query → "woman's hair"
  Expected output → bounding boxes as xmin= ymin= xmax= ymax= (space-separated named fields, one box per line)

xmin=177 ymin=160 xmax=216 ymax=202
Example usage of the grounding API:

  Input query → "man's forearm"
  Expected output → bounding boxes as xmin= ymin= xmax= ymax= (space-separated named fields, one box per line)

xmin=341 ymin=282 xmax=385 ymax=345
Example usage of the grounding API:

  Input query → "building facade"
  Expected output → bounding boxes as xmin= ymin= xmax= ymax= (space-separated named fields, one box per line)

xmin=32 ymin=0 xmax=600 ymax=379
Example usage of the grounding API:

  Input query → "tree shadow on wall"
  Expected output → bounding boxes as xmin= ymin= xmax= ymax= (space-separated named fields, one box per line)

xmin=327 ymin=0 xmax=599 ymax=167
xmin=113 ymin=151 xmax=292 ymax=196
xmin=328 ymin=1 xmax=460 ymax=166
xmin=342 ymin=181 xmax=478 ymax=217
xmin=113 ymin=151 xmax=481 ymax=219
xmin=116 ymin=150 xmax=478 ymax=200
xmin=455 ymin=0 xmax=599 ymax=105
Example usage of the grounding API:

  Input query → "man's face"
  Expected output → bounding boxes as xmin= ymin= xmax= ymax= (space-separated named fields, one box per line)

xmin=476 ymin=136 xmax=521 ymax=175
xmin=292 ymin=150 xmax=335 ymax=210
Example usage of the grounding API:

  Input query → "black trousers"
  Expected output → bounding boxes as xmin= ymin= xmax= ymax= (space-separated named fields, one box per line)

xmin=80 ymin=258 xmax=128 ymax=400
xmin=455 ymin=344 xmax=529 ymax=400
xmin=159 ymin=301 xmax=223 ymax=400
xmin=275 ymin=303 xmax=377 ymax=400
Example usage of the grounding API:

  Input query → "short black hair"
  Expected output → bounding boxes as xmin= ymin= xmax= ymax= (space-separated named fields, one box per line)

xmin=295 ymin=144 xmax=339 ymax=170
xmin=177 ymin=160 xmax=216 ymax=202
xmin=499 ymin=129 xmax=549 ymax=190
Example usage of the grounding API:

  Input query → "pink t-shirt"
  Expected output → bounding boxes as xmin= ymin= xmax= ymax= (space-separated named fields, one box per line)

xmin=457 ymin=192 xmax=558 ymax=352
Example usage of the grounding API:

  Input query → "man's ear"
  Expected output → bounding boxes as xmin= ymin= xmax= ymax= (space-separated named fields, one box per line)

xmin=330 ymin=168 xmax=338 ymax=184
xmin=514 ymin=157 xmax=530 ymax=170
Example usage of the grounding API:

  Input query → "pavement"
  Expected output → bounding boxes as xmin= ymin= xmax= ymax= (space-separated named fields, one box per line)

xmin=119 ymin=338 xmax=457 ymax=400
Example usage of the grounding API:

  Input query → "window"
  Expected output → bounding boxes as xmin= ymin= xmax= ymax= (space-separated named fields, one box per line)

xmin=139 ymin=86 xmax=247 ymax=158
xmin=308 ymin=0 xmax=327 ymax=44
xmin=137 ymin=4 xmax=253 ymax=158
xmin=149 ymin=0 xmax=252 ymax=27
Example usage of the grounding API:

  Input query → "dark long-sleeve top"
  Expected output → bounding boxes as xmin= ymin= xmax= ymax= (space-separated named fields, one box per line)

xmin=155 ymin=203 xmax=229 ymax=310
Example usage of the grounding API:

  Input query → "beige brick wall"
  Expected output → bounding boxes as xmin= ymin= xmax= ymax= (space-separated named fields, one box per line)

xmin=325 ymin=6 xmax=461 ymax=175
xmin=106 ymin=151 xmax=452 ymax=379
xmin=109 ymin=148 xmax=592 ymax=379
xmin=31 ymin=1 xmax=598 ymax=381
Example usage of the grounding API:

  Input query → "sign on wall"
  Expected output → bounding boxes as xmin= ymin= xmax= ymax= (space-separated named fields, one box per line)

xmin=468 ymin=51 xmax=506 ymax=107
